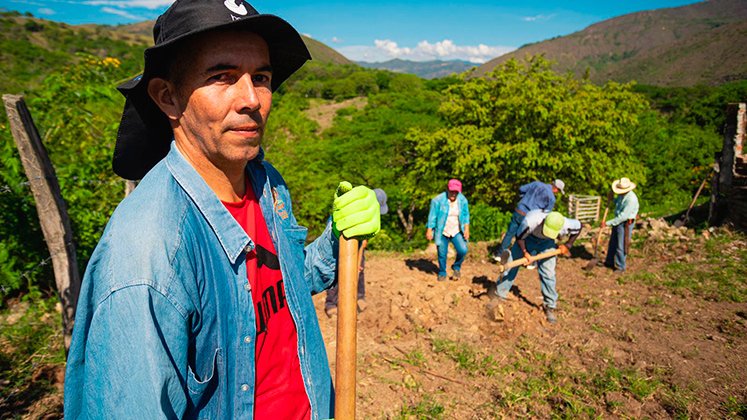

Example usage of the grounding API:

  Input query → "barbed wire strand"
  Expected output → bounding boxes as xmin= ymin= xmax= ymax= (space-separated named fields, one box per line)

xmin=0 ymin=176 xmax=125 ymax=195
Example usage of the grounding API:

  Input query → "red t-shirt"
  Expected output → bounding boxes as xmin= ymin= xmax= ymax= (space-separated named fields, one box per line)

xmin=223 ymin=183 xmax=311 ymax=419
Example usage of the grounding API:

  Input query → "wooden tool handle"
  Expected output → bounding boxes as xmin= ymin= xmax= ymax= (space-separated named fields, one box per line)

xmin=497 ymin=248 xmax=562 ymax=272
xmin=593 ymin=206 xmax=610 ymax=255
xmin=335 ymin=235 xmax=359 ymax=420
xmin=684 ymin=177 xmax=708 ymax=220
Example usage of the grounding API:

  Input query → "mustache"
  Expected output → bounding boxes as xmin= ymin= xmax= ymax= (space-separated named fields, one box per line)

xmin=226 ymin=113 xmax=265 ymax=130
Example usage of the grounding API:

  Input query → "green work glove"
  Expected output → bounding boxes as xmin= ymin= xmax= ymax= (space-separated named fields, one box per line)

xmin=332 ymin=181 xmax=380 ymax=239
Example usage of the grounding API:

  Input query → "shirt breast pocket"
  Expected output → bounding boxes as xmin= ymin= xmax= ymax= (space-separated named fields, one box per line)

xmin=284 ymin=225 xmax=307 ymax=246
xmin=186 ymin=347 xmax=223 ymax=416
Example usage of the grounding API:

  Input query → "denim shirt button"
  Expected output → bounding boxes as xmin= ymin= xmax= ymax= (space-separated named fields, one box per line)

xmin=244 ymin=336 xmax=251 ymax=344
xmin=243 ymin=283 xmax=251 ymax=291
xmin=241 ymin=384 xmax=250 ymax=392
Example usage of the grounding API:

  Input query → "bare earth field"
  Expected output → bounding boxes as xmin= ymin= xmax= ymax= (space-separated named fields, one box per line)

xmin=1 ymin=224 xmax=746 ymax=419
xmin=316 ymin=226 xmax=747 ymax=418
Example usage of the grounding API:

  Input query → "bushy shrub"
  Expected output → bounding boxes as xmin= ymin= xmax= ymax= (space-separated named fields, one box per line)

xmin=469 ymin=203 xmax=512 ymax=242
xmin=0 ymin=55 xmax=127 ymax=301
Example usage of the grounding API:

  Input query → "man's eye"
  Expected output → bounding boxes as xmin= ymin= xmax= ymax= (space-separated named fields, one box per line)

xmin=253 ymin=74 xmax=271 ymax=85
xmin=208 ymin=73 xmax=232 ymax=82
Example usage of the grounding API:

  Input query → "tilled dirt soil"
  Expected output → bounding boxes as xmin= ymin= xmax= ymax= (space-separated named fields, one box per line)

xmin=315 ymin=233 xmax=747 ymax=418
xmin=7 ymin=226 xmax=746 ymax=419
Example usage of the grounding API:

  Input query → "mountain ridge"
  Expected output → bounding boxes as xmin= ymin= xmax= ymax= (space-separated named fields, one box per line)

xmin=113 ymin=20 xmax=352 ymax=65
xmin=356 ymin=58 xmax=476 ymax=79
xmin=0 ymin=12 xmax=351 ymax=95
xmin=475 ymin=0 xmax=747 ymax=86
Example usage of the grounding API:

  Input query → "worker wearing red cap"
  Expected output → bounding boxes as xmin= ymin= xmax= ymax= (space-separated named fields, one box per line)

xmin=426 ymin=179 xmax=470 ymax=282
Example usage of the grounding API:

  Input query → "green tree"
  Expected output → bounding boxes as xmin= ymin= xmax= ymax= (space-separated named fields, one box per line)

xmin=629 ymin=112 xmax=720 ymax=214
xmin=406 ymin=56 xmax=648 ymax=210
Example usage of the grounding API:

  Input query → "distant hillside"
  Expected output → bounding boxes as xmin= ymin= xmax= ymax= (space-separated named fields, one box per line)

xmin=0 ymin=12 xmax=146 ymax=95
xmin=475 ymin=0 xmax=747 ymax=86
xmin=117 ymin=21 xmax=352 ymax=65
xmin=0 ymin=12 xmax=350 ymax=96
xmin=302 ymin=37 xmax=352 ymax=65
xmin=357 ymin=58 xmax=476 ymax=79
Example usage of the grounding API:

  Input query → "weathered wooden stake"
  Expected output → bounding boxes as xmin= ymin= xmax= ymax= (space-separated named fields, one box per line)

xmin=3 ymin=94 xmax=80 ymax=352
xmin=124 ymin=180 xmax=137 ymax=196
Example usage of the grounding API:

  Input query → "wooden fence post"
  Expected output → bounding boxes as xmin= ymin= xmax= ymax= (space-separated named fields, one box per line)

xmin=3 ymin=94 xmax=80 ymax=352
xmin=125 ymin=180 xmax=137 ymax=197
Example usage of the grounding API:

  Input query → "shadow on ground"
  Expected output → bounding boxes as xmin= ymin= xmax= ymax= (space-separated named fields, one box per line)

xmin=404 ymin=258 xmax=438 ymax=274
xmin=470 ymin=276 xmax=541 ymax=309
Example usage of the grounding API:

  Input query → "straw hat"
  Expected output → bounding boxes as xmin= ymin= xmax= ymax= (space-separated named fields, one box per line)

xmin=611 ymin=177 xmax=636 ymax=194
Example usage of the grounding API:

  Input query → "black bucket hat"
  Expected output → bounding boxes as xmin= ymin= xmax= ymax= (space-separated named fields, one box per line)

xmin=113 ymin=0 xmax=311 ymax=180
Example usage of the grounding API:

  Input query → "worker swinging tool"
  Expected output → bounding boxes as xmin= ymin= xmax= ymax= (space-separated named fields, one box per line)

xmin=489 ymin=210 xmax=582 ymax=324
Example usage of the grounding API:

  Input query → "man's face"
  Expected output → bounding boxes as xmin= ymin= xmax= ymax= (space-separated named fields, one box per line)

xmin=168 ymin=30 xmax=273 ymax=168
xmin=447 ymin=190 xmax=458 ymax=202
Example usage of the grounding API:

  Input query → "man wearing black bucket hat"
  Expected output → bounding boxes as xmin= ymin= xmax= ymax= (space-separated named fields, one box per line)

xmin=64 ymin=1 xmax=380 ymax=418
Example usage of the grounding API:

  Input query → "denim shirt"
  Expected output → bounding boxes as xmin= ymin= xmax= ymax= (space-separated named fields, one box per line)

xmin=516 ymin=181 xmax=555 ymax=214
xmin=426 ymin=192 xmax=470 ymax=248
xmin=64 ymin=143 xmax=337 ymax=419
xmin=606 ymin=190 xmax=639 ymax=227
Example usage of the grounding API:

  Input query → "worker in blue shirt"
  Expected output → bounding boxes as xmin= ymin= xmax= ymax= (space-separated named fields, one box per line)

xmin=426 ymin=179 xmax=470 ymax=282
xmin=498 ymin=179 xmax=565 ymax=257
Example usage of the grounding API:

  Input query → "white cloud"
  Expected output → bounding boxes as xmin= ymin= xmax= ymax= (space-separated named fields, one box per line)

xmin=331 ymin=36 xmax=342 ymax=44
xmin=522 ymin=14 xmax=554 ymax=22
xmin=84 ymin=0 xmax=172 ymax=10
xmin=38 ymin=7 xmax=55 ymax=15
xmin=100 ymin=6 xmax=145 ymax=20
xmin=339 ymin=39 xmax=515 ymax=63
xmin=8 ymin=0 xmax=45 ymax=6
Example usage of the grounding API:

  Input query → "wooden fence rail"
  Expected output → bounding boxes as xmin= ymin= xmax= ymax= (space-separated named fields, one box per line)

xmin=568 ymin=194 xmax=601 ymax=223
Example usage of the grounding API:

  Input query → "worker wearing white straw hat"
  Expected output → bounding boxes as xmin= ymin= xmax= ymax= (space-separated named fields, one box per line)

xmin=601 ymin=177 xmax=639 ymax=272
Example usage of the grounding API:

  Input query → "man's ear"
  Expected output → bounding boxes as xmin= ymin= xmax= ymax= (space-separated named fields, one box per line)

xmin=147 ymin=77 xmax=181 ymax=121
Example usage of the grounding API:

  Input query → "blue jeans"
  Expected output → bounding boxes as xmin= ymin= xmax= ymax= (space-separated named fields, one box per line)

xmin=437 ymin=232 xmax=468 ymax=277
xmin=500 ymin=211 xmax=525 ymax=252
xmin=326 ymin=252 xmax=365 ymax=308
xmin=494 ymin=236 xmax=558 ymax=309
xmin=605 ymin=223 xmax=632 ymax=270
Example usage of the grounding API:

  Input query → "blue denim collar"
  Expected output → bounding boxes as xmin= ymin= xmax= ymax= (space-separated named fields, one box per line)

xmin=165 ymin=141 xmax=263 ymax=264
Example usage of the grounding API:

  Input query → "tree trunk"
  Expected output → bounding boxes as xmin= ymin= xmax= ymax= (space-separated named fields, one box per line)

xmin=397 ymin=203 xmax=416 ymax=240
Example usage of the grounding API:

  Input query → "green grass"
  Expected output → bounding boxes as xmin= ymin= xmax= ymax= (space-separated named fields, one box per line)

xmin=431 ymin=338 xmax=498 ymax=376
xmin=590 ymin=324 xmax=606 ymax=334
xmin=628 ymin=232 xmax=747 ymax=302
xmin=624 ymin=305 xmax=642 ymax=315
xmin=396 ymin=395 xmax=445 ymax=419
xmin=660 ymin=384 xmax=695 ymax=419
xmin=723 ymin=395 xmax=747 ymax=419
xmin=646 ymin=296 xmax=665 ymax=306
xmin=0 ymin=293 xmax=65 ymax=414
xmin=402 ymin=348 xmax=427 ymax=368
xmin=493 ymin=341 xmax=668 ymax=418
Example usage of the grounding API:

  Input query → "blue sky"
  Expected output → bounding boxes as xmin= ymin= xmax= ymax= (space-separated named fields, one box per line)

xmin=1 ymin=0 xmax=701 ymax=62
